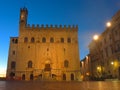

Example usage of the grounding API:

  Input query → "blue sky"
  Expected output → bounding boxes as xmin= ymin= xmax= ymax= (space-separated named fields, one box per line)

xmin=0 ymin=0 xmax=120 ymax=74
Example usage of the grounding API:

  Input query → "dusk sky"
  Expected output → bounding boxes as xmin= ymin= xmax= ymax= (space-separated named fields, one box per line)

xmin=0 ymin=0 xmax=120 ymax=75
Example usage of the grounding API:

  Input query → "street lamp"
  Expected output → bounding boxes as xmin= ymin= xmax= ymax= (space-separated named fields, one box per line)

xmin=111 ymin=61 xmax=114 ymax=65
xmin=93 ymin=35 xmax=99 ymax=41
xmin=106 ymin=22 xmax=111 ymax=27
xmin=93 ymin=34 xmax=104 ymax=78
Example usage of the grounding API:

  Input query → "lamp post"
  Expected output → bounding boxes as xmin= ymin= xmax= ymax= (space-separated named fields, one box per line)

xmin=93 ymin=34 xmax=104 ymax=78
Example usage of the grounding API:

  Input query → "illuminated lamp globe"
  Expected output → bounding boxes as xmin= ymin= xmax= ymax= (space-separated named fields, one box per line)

xmin=93 ymin=35 xmax=99 ymax=40
xmin=106 ymin=22 xmax=111 ymax=27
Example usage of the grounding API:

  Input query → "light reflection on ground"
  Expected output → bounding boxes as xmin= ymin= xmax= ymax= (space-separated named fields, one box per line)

xmin=0 ymin=81 xmax=120 ymax=90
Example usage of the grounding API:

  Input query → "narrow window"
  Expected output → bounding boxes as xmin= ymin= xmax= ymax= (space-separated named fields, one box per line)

xmin=67 ymin=38 xmax=71 ymax=43
xmin=31 ymin=37 xmax=35 ymax=43
xmin=30 ymin=74 xmax=34 ymax=80
xmin=61 ymin=38 xmax=64 ymax=43
xmin=22 ymin=74 xmax=25 ymax=80
xmin=50 ymin=37 xmax=54 ymax=43
xmin=11 ymin=61 xmax=16 ymax=69
xmin=64 ymin=60 xmax=69 ymax=68
xmin=28 ymin=61 xmax=32 ymax=68
xmin=42 ymin=37 xmax=46 ymax=43
xmin=15 ymin=39 xmax=18 ymax=44
xmin=12 ymin=39 xmax=14 ymax=43
xmin=71 ymin=73 xmax=74 ymax=80
xmin=12 ymin=50 xmax=15 ymax=55
xmin=63 ymin=74 xmax=66 ymax=80
xmin=44 ymin=64 xmax=51 ymax=71
xmin=24 ymin=37 xmax=28 ymax=43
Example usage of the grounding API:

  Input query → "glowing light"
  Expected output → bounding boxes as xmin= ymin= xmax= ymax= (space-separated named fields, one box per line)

xmin=111 ymin=62 xmax=114 ymax=65
xmin=86 ymin=72 xmax=90 ymax=76
xmin=97 ymin=66 xmax=100 ymax=70
xmin=93 ymin=35 xmax=99 ymax=40
xmin=106 ymin=22 xmax=111 ymax=27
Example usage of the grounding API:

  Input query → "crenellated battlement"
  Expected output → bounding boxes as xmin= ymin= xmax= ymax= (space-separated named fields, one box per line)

xmin=20 ymin=7 xmax=28 ymax=12
xmin=26 ymin=24 xmax=78 ymax=29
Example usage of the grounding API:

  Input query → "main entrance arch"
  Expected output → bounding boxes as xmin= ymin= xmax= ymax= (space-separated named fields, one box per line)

xmin=43 ymin=59 xmax=52 ymax=80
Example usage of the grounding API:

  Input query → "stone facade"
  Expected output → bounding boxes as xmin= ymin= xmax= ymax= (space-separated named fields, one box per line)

xmin=6 ymin=7 xmax=81 ymax=81
xmin=89 ymin=10 xmax=120 ymax=80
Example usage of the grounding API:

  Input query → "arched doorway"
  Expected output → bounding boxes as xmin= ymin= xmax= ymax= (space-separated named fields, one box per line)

xmin=52 ymin=74 xmax=56 ymax=80
xmin=38 ymin=74 xmax=42 ymax=80
xmin=63 ymin=74 xmax=66 ymax=80
xmin=71 ymin=73 xmax=74 ymax=80
xmin=9 ymin=72 xmax=15 ymax=79
xmin=30 ymin=74 xmax=33 ymax=80
xmin=22 ymin=74 xmax=25 ymax=80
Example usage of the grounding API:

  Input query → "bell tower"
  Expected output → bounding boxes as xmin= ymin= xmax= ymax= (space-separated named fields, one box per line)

xmin=19 ymin=7 xmax=28 ymax=28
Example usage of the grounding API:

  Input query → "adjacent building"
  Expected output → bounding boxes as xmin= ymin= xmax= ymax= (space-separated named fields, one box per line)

xmin=89 ymin=10 xmax=120 ymax=80
xmin=80 ymin=55 xmax=91 ymax=80
xmin=6 ymin=7 xmax=81 ymax=81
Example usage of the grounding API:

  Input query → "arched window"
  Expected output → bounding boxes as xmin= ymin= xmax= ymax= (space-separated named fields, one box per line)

xmin=12 ymin=50 xmax=15 ymax=55
xmin=64 ymin=60 xmax=69 ymax=68
xmin=15 ymin=39 xmax=18 ymax=44
xmin=11 ymin=61 xmax=16 ymax=69
xmin=44 ymin=64 xmax=51 ymax=71
xmin=31 ymin=37 xmax=35 ymax=43
xmin=12 ymin=39 xmax=15 ymax=43
xmin=28 ymin=61 xmax=32 ymax=68
xmin=67 ymin=38 xmax=71 ymax=43
xmin=24 ymin=37 xmax=28 ymax=43
xmin=63 ymin=74 xmax=66 ymax=80
xmin=42 ymin=37 xmax=46 ymax=43
xmin=61 ymin=38 xmax=64 ymax=43
xmin=71 ymin=73 xmax=74 ymax=80
xmin=50 ymin=37 xmax=54 ymax=43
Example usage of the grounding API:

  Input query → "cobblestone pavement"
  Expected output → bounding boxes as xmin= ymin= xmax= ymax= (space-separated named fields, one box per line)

xmin=0 ymin=81 xmax=120 ymax=90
